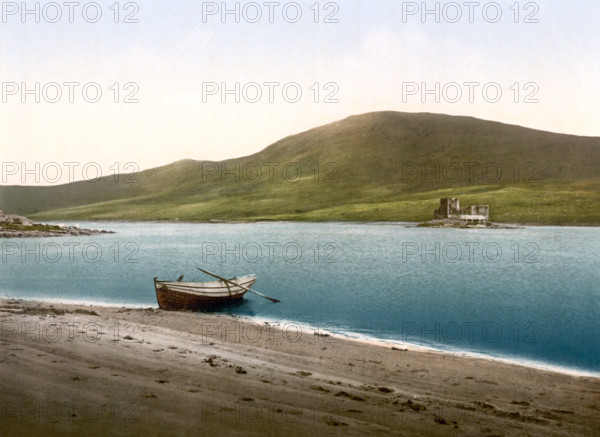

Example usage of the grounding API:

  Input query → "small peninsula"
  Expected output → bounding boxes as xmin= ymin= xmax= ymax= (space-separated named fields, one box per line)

xmin=0 ymin=210 xmax=113 ymax=238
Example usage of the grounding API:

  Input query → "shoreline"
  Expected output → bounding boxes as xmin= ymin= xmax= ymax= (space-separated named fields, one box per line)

xmin=235 ymin=313 xmax=600 ymax=380
xmin=0 ymin=228 xmax=114 ymax=238
xmin=35 ymin=218 xmax=600 ymax=228
xmin=0 ymin=211 xmax=114 ymax=238
xmin=1 ymin=298 xmax=598 ymax=436
xmin=4 ymin=296 xmax=599 ymax=380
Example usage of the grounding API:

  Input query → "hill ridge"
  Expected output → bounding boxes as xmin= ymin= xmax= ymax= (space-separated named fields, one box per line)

xmin=1 ymin=111 xmax=599 ymax=224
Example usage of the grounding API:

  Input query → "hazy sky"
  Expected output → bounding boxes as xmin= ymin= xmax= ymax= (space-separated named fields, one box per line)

xmin=1 ymin=0 xmax=599 ymax=184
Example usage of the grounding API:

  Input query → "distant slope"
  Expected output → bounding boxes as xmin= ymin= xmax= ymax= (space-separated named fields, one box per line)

xmin=1 ymin=112 xmax=600 ymax=224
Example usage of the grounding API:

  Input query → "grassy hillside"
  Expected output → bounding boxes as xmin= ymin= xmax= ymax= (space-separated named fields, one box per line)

xmin=1 ymin=112 xmax=599 ymax=225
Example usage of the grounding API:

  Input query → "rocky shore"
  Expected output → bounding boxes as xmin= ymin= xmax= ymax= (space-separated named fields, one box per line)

xmin=416 ymin=219 xmax=523 ymax=229
xmin=0 ymin=211 xmax=113 ymax=238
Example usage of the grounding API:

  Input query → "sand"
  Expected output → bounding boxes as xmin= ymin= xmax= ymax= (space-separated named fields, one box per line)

xmin=0 ymin=298 xmax=598 ymax=436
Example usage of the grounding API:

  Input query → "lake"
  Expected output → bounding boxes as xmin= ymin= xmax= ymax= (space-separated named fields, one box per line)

xmin=1 ymin=222 xmax=598 ymax=375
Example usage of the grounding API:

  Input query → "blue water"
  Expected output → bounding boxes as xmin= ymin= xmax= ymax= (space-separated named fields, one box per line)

xmin=1 ymin=222 xmax=598 ymax=375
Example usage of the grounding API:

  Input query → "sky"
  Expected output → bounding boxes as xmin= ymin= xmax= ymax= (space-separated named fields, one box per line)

xmin=1 ymin=0 xmax=599 ymax=185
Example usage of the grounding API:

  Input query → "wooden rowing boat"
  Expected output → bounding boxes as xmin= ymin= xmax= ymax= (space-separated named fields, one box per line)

xmin=154 ymin=274 xmax=257 ymax=310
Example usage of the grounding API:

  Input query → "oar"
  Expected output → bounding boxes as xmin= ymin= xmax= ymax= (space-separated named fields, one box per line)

xmin=197 ymin=267 xmax=280 ymax=303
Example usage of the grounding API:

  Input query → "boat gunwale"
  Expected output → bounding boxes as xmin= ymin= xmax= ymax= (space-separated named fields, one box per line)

xmin=155 ymin=274 xmax=256 ymax=288
xmin=154 ymin=275 xmax=256 ymax=297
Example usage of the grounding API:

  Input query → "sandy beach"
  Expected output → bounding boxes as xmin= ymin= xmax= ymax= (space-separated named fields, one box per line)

xmin=0 ymin=299 xmax=598 ymax=436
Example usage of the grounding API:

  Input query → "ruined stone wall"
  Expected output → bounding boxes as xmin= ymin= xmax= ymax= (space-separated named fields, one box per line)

xmin=433 ymin=198 xmax=489 ymax=221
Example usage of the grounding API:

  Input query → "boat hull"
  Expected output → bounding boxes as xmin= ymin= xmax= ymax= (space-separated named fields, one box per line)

xmin=154 ymin=275 xmax=256 ymax=311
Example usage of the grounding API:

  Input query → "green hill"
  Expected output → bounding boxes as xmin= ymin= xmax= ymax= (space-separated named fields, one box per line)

xmin=1 ymin=111 xmax=599 ymax=224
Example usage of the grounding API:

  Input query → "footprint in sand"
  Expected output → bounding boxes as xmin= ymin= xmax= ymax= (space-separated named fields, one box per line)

xmin=311 ymin=386 xmax=330 ymax=393
xmin=335 ymin=391 xmax=366 ymax=402
xmin=326 ymin=419 xmax=348 ymax=427
xmin=204 ymin=357 xmax=218 ymax=367
xmin=405 ymin=400 xmax=426 ymax=411
xmin=511 ymin=400 xmax=531 ymax=406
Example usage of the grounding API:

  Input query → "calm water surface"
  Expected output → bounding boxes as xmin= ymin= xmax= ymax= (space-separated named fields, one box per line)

xmin=1 ymin=222 xmax=598 ymax=375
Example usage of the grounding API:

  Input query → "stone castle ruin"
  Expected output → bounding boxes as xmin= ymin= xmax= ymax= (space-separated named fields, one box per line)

xmin=433 ymin=198 xmax=489 ymax=223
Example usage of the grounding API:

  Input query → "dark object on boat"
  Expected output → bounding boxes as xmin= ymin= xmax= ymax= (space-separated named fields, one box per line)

xmin=154 ymin=274 xmax=257 ymax=311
